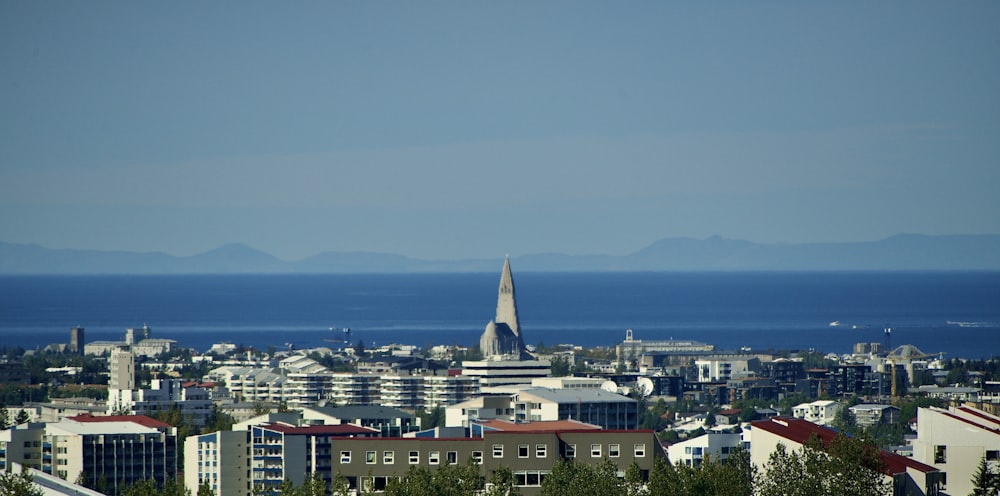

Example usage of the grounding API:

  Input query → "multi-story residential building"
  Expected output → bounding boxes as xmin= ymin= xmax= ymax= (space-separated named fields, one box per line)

xmin=849 ymin=404 xmax=900 ymax=428
xmin=206 ymin=367 xmax=292 ymax=404
xmin=380 ymin=375 xmax=424 ymax=409
xmin=377 ymin=374 xmax=480 ymax=411
xmin=829 ymin=364 xmax=875 ymax=397
xmin=422 ymin=375 xmax=480 ymax=409
xmin=286 ymin=372 xmax=334 ymax=408
xmin=666 ymin=432 xmax=746 ymax=467
xmin=108 ymin=348 xmax=135 ymax=391
xmin=302 ymin=406 xmax=421 ymax=438
xmin=327 ymin=373 xmax=381 ymax=405
xmin=186 ymin=422 xmax=380 ymax=496
xmin=791 ymin=400 xmax=841 ymax=426
xmin=750 ymin=417 xmax=942 ymax=496
xmin=0 ymin=414 xmax=178 ymax=495
xmin=108 ymin=379 xmax=213 ymax=426
xmin=695 ymin=356 xmax=761 ymax=382
xmin=185 ymin=430 xmax=251 ymax=496
xmin=446 ymin=388 xmax=638 ymax=430
xmin=446 ymin=396 xmax=517 ymax=428
xmin=912 ymin=406 xmax=1000 ymax=496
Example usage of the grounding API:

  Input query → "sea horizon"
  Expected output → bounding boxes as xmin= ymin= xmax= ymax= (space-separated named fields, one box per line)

xmin=1 ymin=271 xmax=998 ymax=359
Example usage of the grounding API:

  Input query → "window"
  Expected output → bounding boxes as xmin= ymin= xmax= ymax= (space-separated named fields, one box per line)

xmin=513 ymin=470 xmax=550 ymax=487
xmin=565 ymin=444 xmax=576 ymax=459
xmin=366 ymin=451 xmax=376 ymax=464
xmin=429 ymin=451 xmax=440 ymax=465
xmin=518 ymin=444 xmax=529 ymax=458
xmin=685 ymin=446 xmax=692 ymax=454
xmin=634 ymin=444 xmax=646 ymax=458
xmin=536 ymin=444 xmax=547 ymax=458
xmin=493 ymin=444 xmax=503 ymax=458
xmin=591 ymin=444 xmax=601 ymax=458
xmin=609 ymin=444 xmax=620 ymax=457
xmin=447 ymin=451 xmax=458 ymax=465
xmin=472 ymin=451 xmax=483 ymax=464
xmin=340 ymin=451 xmax=351 ymax=464
xmin=934 ymin=445 xmax=947 ymax=464
xmin=408 ymin=451 xmax=419 ymax=464
xmin=383 ymin=451 xmax=394 ymax=464
xmin=987 ymin=450 xmax=1000 ymax=461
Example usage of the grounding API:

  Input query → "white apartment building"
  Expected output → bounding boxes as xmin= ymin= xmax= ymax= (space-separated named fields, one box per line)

xmin=912 ymin=406 xmax=1000 ymax=496
xmin=445 ymin=388 xmax=638 ymax=430
xmin=695 ymin=356 xmax=762 ymax=382
xmin=108 ymin=379 xmax=213 ymax=427
xmin=666 ymin=432 xmax=746 ymax=467
xmin=206 ymin=366 xmax=292 ymax=404
xmin=791 ymin=400 xmax=842 ymax=426
xmin=286 ymin=372 xmax=334 ymax=408
xmin=108 ymin=348 xmax=135 ymax=391
xmin=422 ymin=375 xmax=480 ymax=409
xmin=849 ymin=403 xmax=900 ymax=428
xmin=327 ymin=373 xmax=381 ymax=405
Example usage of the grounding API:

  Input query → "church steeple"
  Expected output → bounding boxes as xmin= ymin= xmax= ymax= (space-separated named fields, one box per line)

xmin=495 ymin=256 xmax=521 ymax=339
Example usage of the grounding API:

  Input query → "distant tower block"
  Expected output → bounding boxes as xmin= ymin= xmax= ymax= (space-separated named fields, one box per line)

xmin=108 ymin=348 xmax=135 ymax=391
xmin=70 ymin=326 xmax=85 ymax=354
xmin=884 ymin=327 xmax=892 ymax=351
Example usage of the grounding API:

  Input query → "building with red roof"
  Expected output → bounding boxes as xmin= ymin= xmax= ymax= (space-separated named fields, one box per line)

xmin=750 ymin=416 xmax=942 ymax=496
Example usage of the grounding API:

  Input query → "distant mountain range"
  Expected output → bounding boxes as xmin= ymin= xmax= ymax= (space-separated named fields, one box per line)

xmin=1 ymin=234 xmax=998 ymax=274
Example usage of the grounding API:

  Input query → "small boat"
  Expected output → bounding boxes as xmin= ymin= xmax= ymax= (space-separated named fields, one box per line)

xmin=829 ymin=321 xmax=841 ymax=327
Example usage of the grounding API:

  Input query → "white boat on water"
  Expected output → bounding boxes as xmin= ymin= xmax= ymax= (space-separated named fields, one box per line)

xmin=829 ymin=321 xmax=841 ymax=327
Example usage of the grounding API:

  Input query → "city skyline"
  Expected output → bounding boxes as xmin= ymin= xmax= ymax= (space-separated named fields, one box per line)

xmin=2 ymin=2 xmax=998 ymax=261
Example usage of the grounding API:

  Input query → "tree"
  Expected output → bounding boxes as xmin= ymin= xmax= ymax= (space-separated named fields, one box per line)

xmin=831 ymin=404 xmax=857 ymax=435
xmin=623 ymin=461 xmax=645 ymax=496
xmin=330 ymin=473 xmax=352 ymax=496
xmin=757 ymin=434 xmax=890 ymax=496
xmin=969 ymin=454 xmax=997 ymax=496
xmin=550 ymin=356 xmax=571 ymax=377
xmin=0 ymin=403 xmax=10 ymax=429
xmin=485 ymin=466 xmax=519 ymax=496
xmin=14 ymin=409 xmax=30 ymax=425
xmin=301 ymin=472 xmax=328 ymax=496
xmin=0 ymin=466 xmax=44 ymax=496
xmin=197 ymin=481 xmax=216 ymax=496
xmin=117 ymin=478 xmax=158 ymax=496
xmin=275 ymin=477 xmax=297 ymax=495
xmin=539 ymin=459 xmax=623 ymax=496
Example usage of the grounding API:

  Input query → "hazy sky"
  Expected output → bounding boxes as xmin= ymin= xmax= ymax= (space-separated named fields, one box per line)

xmin=2 ymin=2 xmax=998 ymax=260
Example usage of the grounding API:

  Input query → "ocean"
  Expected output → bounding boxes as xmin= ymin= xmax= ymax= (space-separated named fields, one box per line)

xmin=0 ymin=272 xmax=998 ymax=359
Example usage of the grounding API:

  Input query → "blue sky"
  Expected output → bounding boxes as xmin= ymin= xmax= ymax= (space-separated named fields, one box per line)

xmin=1 ymin=2 xmax=998 ymax=260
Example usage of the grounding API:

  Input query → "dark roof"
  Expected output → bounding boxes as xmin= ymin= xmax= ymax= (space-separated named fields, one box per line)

xmin=259 ymin=423 xmax=378 ymax=436
xmin=751 ymin=417 xmax=938 ymax=475
xmin=70 ymin=413 xmax=172 ymax=429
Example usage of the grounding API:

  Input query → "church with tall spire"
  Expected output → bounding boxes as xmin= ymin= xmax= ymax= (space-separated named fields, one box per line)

xmin=479 ymin=257 xmax=530 ymax=360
